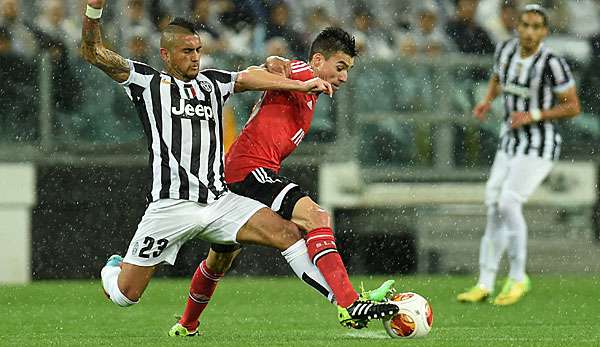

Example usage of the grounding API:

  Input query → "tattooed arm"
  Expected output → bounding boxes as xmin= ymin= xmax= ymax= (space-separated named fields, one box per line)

xmin=80 ymin=0 xmax=130 ymax=83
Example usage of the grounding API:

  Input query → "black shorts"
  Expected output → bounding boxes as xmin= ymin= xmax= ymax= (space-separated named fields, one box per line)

xmin=210 ymin=242 xmax=241 ymax=253
xmin=228 ymin=167 xmax=308 ymax=220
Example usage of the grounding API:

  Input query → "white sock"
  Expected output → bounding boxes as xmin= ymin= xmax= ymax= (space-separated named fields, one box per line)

xmin=101 ymin=265 xmax=137 ymax=307
xmin=282 ymin=239 xmax=335 ymax=303
xmin=478 ymin=205 xmax=509 ymax=291
xmin=502 ymin=200 xmax=527 ymax=283
xmin=478 ymin=233 xmax=500 ymax=292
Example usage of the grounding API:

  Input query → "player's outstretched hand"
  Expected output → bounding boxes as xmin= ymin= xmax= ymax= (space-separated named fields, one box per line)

xmin=87 ymin=0 xmax=105 ymax=9
xmin=472 ymin=101 xmax=491 ymax=121
xmin=302 ymin=77 xmax=333 ymax=96
xmin=265 ymin=56 xmax=291 ymax=77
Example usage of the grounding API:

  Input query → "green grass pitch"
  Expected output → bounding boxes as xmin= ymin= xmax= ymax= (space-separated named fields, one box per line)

xmin=1 ymin=275 xmax=599 ymax=346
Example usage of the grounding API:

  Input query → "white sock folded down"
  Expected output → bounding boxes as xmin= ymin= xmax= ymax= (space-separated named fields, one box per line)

xmin=101 ymin=265 xmax=137 ymax=307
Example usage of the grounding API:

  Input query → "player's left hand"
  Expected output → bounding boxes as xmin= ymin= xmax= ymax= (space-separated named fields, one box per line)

xmin=265 ymin=56 xmax=291 ymax=77
xmin=302 ymin=77 xmax=333 ymax=96
xmin=510 ymin=111 xmax=533 ymax=128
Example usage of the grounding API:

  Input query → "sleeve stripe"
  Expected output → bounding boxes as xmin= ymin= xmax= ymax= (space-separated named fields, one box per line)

xmin=121 ymin=59 xmax=158 ymax=87
xmin=553 ymin=80 xmax=575 ymax=90
xmin=132 ymin=61 xmax=156 ymax=75
xmin=201 ymin=69 xmax=235 ymax=84
xmin=202 ymin=68 xmax=234 ymax=74
xmin=291 ymin=66 xmax=312 ymax=74
xmin=494 ymin=40 xmax=509 ymax=65
xmin=545 ymin=55 xmax=575 ymax=92
xmin=493 ymin=39 xmax=512 ymax=74
xmin=291 ymin=61 xmax=308 ymax=67
xmin=548 ymin=57 xmax=567 ymax=85
xmin=559 ymin=57 xmax=574 ymax=81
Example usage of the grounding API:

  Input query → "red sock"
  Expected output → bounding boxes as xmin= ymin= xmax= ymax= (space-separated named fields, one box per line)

xmin=179 ymin=260 xmax=224 ymax=330
xmin=305 ymin=227 xmax=358 ymax=307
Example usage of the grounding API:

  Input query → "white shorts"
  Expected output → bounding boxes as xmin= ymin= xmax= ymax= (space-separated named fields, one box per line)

xmin=485 ymin=151 xmax=554 ymax=206
xmin=123 ymin=192 xmax=266 ymax=267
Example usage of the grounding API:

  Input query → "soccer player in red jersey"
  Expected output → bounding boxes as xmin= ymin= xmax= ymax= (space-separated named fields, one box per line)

xmin=170 ymin=28 xmax=398 ymax=337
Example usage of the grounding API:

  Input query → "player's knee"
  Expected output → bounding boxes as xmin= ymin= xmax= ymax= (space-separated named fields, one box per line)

xmin=484 ymin=182 xmax=502 ymax=207
xmin=485 ymin=204 xmax=501 ymax=224
xmin=497 ymin=191 xmax=522 ymax=215
xmin=304 ymin=208 xmax=331 ymax=230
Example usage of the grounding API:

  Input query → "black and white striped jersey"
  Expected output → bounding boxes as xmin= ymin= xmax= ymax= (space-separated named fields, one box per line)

xmin=493 ymin=38 xmax=575 ymax=160
xmin=121 ymin=59 xmax=236 ymax=203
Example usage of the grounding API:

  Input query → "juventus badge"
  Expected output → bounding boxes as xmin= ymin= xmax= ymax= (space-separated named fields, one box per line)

xmin=200 ymin=81 xmax=213 ymax=93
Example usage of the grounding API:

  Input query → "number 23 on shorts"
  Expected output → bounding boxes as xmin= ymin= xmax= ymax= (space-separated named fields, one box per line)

xmin=133 ymin=236 xmax=169 ymax=258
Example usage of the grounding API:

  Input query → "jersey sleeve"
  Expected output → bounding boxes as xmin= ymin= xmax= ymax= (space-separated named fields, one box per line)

xmin=289 ymin=60 xmax=314 ymax=82
xmin=492 ymin=40 xmax=510 ymax=76
xmin=546 ymin=55 xmax=575 ymax=93
xmin=288 ymin=60 xmax=315 ymax=104
xmin=120 ymin=59 xmax=159 ymax=88
xmin=201 ymin=69 xmax=238 ymax=100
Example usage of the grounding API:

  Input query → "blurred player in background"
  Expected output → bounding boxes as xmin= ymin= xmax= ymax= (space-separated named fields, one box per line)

xmin=458 ymin=5 xmax=580 ymax=306
xmin=170 ymin=27 xmax=398 ymax=337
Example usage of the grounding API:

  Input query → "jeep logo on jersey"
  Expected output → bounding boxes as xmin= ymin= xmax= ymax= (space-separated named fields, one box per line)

xmin=171 ymin=98 xmax=214 ymax=119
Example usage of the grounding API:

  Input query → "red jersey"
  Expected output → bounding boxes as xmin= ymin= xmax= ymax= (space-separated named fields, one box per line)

xmin=225 ymin=60 xmax=318 ymax=183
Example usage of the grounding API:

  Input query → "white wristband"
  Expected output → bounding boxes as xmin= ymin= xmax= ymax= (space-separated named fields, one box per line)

xmin=85 ymin=5 xmax=103 ymax=19
xmin=530 ymin=109 xmax=542 ymax=121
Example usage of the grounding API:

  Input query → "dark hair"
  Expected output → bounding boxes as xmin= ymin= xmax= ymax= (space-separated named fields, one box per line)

xmin=521 ymin=4 xmax=549 ymax=27
xmin=309 ymin=27 xmax=358 ymax=60
xmin=167 ymin=17 xmax=199 ymax=34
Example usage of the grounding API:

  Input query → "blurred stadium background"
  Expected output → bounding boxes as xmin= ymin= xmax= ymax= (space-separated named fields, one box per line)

xmin=0 ymin=0 xmax=599 ymax=285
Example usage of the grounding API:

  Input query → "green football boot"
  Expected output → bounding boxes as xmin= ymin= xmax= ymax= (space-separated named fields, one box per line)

xmin=360 ymin=280 xmax=396 ymax=302
xmin=457 ymin=285 xmax=491 ymax=303
xmin=168 ymin=322 xmax=199 ymax=337
xmin=493 ymin=275 xmax=531 ymax=306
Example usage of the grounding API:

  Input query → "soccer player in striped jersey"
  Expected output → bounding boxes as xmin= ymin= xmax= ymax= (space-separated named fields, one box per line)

xmin=170 ymin=28 xmax=399 ymax=337
xmin=82 ymin=0 xmax=398 ymax=333
xmin=457 ymin=5 xmax=580 ymax=306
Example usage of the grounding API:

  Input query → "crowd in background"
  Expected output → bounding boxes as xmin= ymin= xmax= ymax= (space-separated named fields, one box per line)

xmin=1 ymin=0 xmax=600 ymax=145
xmin=1 ymin=0 xmax=600 ymax=64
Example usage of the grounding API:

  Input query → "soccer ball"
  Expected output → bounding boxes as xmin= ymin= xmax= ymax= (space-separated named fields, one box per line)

xmin=382 ymin=292 xmax=433 ymax=338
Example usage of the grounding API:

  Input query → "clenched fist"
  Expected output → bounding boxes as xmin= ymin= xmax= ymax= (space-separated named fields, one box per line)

xmin=301 ymin=77 xmax=333 ymax=96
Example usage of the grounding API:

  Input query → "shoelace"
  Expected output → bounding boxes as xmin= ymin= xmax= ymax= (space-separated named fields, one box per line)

xmin=350 ymin=301 xmax=397 ymax=319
